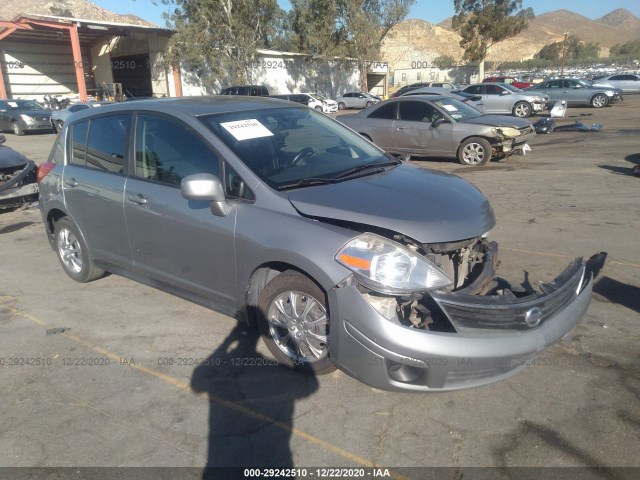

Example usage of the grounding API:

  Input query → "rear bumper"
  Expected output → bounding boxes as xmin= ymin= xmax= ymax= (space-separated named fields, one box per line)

xmin=329 ymin=246 xmax=598 ymax=392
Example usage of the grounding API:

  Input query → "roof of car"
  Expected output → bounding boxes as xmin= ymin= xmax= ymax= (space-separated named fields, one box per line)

xmin=64 ymin=96 xmax=297 ymax=120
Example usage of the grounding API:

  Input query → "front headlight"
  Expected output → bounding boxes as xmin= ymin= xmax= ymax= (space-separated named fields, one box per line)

xmin=335 ymin=233 xmax=453 ymax=294
xmin=605 ymin=91 xmax=614 ymax=96
xmin=494 ymin=127 xmax=521 ymax=138
xmin=19 ymin=114 xmax=35 ymax=124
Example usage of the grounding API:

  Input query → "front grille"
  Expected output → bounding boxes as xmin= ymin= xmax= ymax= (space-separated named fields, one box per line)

xmin=444 ymin=364 xmax=520 ymax=387
xmin=432 ymin=259 xmax=585 ymax=331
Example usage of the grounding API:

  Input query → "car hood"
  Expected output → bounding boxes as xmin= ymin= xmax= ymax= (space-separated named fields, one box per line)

xmin=461 ymin=115 xmax=531 ymax=128
xmin=287 ymin=164 xmax=495 ymax=243
xmin=16 ymin=110 xmax=51 ymax=118
xmin=0 ymin=146 xmax=29 ymax=169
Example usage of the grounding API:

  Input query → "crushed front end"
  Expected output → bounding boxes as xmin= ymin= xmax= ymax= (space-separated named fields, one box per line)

xmin=0 ymin=159 xmax=39 ymax=210
xmin=329 ymin=234 xmax=603 ymax=392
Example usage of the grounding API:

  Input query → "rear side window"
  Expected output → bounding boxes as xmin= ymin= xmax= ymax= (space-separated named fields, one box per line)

xmin=465 ymin=85 xmax=482 ymax=95
xmin=85 ymin=115 xmax=128 ymax=173
xmin=48 ymin=133 xmax=65 ymax=164
xmin=70 ymin=120 xmax=89 ymax=166
xmin=368 ymin=102 xmax=397 ymax=120
xmin=134 ymin=114 xmax=220 ymax=186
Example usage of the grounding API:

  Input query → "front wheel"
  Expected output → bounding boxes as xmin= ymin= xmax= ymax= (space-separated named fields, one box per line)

xmin=12 ymin=121 xmax=24 ymax=136
xmin=257 ymin=270 xmax=335 ymax=374
xmin=457 ymin=137 xmax=491 ymax=166
xmin=591 ymin=94 xmax=608 ymax=108
xmin=54 ymin=217 xmax=105 ymax=282
xmin=314 ymin=105 xmax=323 ymax=112
xmin=337 ymin=102 xmax=346 ymax=110
xmin=512 ymin=101 xmax=532 ymax=118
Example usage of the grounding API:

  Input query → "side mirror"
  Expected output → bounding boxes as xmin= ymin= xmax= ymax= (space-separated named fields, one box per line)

xmin=181 ymin=173 xmax=229 ymax=217
xmin=432 ymin=117 xmax=448 ymax=128
xmin=0 ymin=134 xmax=5 ymax=144
xmin=500 ymin=90 xmax=510 ymax=95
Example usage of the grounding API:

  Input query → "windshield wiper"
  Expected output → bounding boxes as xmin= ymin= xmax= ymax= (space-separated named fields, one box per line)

xmin=334 ymin=160 xmax=400 ymax=179
xmin=278 ymin=177 xmax=339 ymax=190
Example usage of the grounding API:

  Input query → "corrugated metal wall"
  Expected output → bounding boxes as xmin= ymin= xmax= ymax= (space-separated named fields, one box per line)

xmin=1 ymin=41 xmax=91 ymax=100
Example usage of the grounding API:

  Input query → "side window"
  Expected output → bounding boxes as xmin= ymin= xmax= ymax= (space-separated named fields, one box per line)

xmin=548 ymin=81 xmax=561 ymax=88
xmin=485 ymin=85 xmax=500 ymax=95
xmin=225 ymin=163 xmax=254 ymax=201
xmin=48 ymin=133 xmax=65 ymax=164
xmin=504 ymin=78 xmax=513 ymax=84
xmin=367 ymin=102 xmax=397 ymax=120
xmin=465 ymin=85 xmax=482 ymax=95
xmin=70 ymin=120 xmax=89 ymax=166
xmin=134 ymin=114 xmax=220 ymax=186
xmin=398 ymin=101 xmax=437 ymax=122
xmin=610 ymin=75 xmax=624 ymax=81
xmin=85 ymin=115 xmax=128 ymax=173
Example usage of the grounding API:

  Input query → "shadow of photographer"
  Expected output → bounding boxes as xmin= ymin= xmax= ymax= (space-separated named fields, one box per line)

xmin=191 ymin=323 xmax=319 ymax=478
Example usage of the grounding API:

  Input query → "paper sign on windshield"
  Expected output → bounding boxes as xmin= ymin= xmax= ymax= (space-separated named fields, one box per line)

xmin=442 ymin=104 xmax=458 ymax=112
xmin=221 ymin=119 xmax=274 ymax=141
xmin=7 ymin=102 xmax=18 ymax=108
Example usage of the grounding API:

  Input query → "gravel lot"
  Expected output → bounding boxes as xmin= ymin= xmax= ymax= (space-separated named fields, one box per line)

xmin=0 ymin=97 xmax=639 ymax=478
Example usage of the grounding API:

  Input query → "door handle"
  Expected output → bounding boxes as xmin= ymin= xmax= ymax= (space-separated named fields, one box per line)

xmin=127 ymin=194 xmax=148 ymax=205
xmin=396 ymin=127 xmax=407 ymax=130
xmin=64 ymin=178 xmax=78 ymax=188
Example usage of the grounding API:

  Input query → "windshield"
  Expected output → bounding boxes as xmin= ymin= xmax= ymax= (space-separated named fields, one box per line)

xmin=501 ymin=83 xmax=523 ymax=93
xmin=6 ymin=100 xmax=46 ymax=111
xmin=310 ymin=93 xmax=326 ymax=101
xmin=200 ymin=107 xmax=389 ymax=190
xmin=431 ymin=97 xmax=483 ymax=121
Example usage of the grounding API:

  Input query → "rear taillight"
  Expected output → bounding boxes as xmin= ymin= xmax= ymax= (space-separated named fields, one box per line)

xmin=37 ymin=162 xmax=56 ymax=183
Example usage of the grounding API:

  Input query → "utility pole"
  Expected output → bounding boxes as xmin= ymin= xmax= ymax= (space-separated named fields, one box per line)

xmin=560 ymin=32 xmax=569 ymax=77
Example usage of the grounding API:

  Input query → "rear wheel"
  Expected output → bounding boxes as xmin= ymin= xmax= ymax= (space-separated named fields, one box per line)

xmin=591 ymin=94 xmax=608 ymax=108
xmin=257 ymin=270 xmax=334 ymax=374
xmin=365 ymin=101 xmax=374 ymax=107
xmin=512 ymin=101 xmax=532 ymax=118
xmin=54 ymin=217 xmax=105 ymax=282
xmin=12 ymin=121 xmax=24 ymax=136
xmin=458 ymin=137 xmax=491 ymax=166
xmin=338 ymin=102 xmax=346 ymax=110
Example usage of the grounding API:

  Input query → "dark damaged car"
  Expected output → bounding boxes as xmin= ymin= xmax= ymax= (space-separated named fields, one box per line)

xmin=37 ymin=97 xmax=601 ymax=391
xmin=0 ymin=135 xmax=39 ymax=209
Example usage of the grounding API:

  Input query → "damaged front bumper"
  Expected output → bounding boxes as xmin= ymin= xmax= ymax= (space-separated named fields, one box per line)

xmin=0 ymin=160 xmax=39 ymax=209
xmin=329 ymin=242 xmax=602 ymax=392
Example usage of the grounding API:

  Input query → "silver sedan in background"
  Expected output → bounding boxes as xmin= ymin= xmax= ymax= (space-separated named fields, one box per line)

xmin=337 ymin=95 xmax=535 ymax=165
xmin=526 ymin=78 xmax=623 ymax=108
xmin=458 ymin=83 xmax=549 ymax=117
xmin=51 ymin=101 xmax=112 ymax=132
xmin=596 ymin=74 xmax=640 ymax=94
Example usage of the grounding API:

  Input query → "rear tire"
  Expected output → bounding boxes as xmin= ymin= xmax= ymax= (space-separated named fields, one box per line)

xmin=54 ymin=217 xmax=105 ymax=283
xmin=257 ymin=270 xmax=335 ymax=375
xmin=458 ymin=137 xmax=491 ymax=166
xmin=591 ymin=94 xmax=608 ymax=108
xmin=338 ymin=102 xmax=346 ymax=110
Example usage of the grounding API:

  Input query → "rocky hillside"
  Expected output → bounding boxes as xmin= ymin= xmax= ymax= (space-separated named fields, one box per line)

xmin=1 ymin=0 xmax=157 ymax=27
xmin=384 ymin=8 xmax=640 ymax=68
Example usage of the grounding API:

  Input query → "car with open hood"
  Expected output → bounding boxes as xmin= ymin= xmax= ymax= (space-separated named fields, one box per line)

xmin=37 ymin=97 xmax=600 ymax=392
xmin=337 ymin=95 xmax=534 ymax=165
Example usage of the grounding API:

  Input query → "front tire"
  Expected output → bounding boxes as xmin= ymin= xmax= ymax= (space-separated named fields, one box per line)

xmin=591 ymin=94 xmax=608 ymax=108
xmin=513 ymin=101 xmax=532 ymax=118
xmin=12 ymin=121 xmax=24 ymax=136
xmin=458 ymin=137 xmax=491 ymax=166
xmin=338 ymin=102 xmax=346 ymax=110
xmin=54 ymin=217 xmax=105 ymax=282
xmin=257 ymin=270 xmax=334 ymax=374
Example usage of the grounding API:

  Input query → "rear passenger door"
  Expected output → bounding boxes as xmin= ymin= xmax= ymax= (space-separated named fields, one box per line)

xmin=123 ymin=112 xmax=238 ymax=308
xmin=62 ymin=114 xmax=131 ymax=269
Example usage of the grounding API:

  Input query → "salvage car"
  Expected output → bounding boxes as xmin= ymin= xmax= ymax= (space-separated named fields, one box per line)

xmin=335 ymin=92 xmax=380 ymax=110
xmin=337 ymin=95 xmax=534 ymax=165
xmin=458 ymin=83 xmax=549 ymax=117
xmin=526 ymin=78 xmax=623 ymax=108
xmin=401 ymin=87 xmax=485 ymax=112
xmin=483 ymin=76 xmax=534 ymax=89
xmin=0 ymin=134 xmax=39 ymax=209
xmin=51 ymin=101 xmax=112 ymax=132
xmin=38 ymin=97 xmax=598 ymax=392
xmin=594 ymin=74 xmax=640 ymax=94
xmin=0 ymin=99 xmax=53 ymax=136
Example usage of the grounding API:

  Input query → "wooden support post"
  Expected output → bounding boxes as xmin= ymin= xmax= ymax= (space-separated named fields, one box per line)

xmin=172 ymin=62 xmax=183 ymax=97
xmin=69 ymin=24 xmax=87 ymax=101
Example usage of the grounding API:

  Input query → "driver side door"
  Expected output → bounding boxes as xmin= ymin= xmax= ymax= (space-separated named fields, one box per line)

xmin=392 ymin=100 xmax=452 ymax=156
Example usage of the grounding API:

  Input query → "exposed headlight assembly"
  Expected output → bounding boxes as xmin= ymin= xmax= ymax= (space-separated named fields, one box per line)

xmin=335 ymin=233 xmax=453 ymax=294
xmin=605 ymin=91 xmax=614 ymax=96
xmin=494 ymin=127 xmax=521 ymax=138
xmin=19 ymin=114 xmax=35 ymax=124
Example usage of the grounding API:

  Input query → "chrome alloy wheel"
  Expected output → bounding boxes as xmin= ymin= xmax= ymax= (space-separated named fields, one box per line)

xmin=514 ymin=102 xmax=531 ymax=117
xmin=267 ymin=290 xmax=329 ymax=364
xmin=57 ymin=227 xmax=83 ymax=274
xmin=461 ymin=142 xmax=487 ymax=165
xmin=591 ymin=94 xmax=608 ymax=108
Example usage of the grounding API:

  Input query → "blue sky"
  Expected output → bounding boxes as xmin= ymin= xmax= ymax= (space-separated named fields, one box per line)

xmin=93 ymin=0 xmax=640 ymax=28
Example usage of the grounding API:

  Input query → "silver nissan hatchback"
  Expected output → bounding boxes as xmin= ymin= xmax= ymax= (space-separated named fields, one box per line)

xmin=38 ymin=97 xmax=601 ymax=391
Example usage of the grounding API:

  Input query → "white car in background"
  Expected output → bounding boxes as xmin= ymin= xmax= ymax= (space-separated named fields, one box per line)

xmin=305 ymin=93 xmax=338 ymax=113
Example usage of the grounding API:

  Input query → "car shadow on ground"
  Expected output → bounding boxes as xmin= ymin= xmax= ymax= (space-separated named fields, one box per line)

xmin=598 ymin=153 xmax=640 ymax=176
xmin=593 ymin=276 xmax=640 ymax=314
xmin=191 ymin=322 xmax=319 ymax=479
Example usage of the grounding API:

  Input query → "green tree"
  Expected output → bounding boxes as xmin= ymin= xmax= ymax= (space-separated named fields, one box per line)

xmin=289 ymin=0 xmax=415 ymax=91
xmin=164 ymin=0 xmax=284 ymax=89
xmin=452 ymin=0 xmax=534 ymax=79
